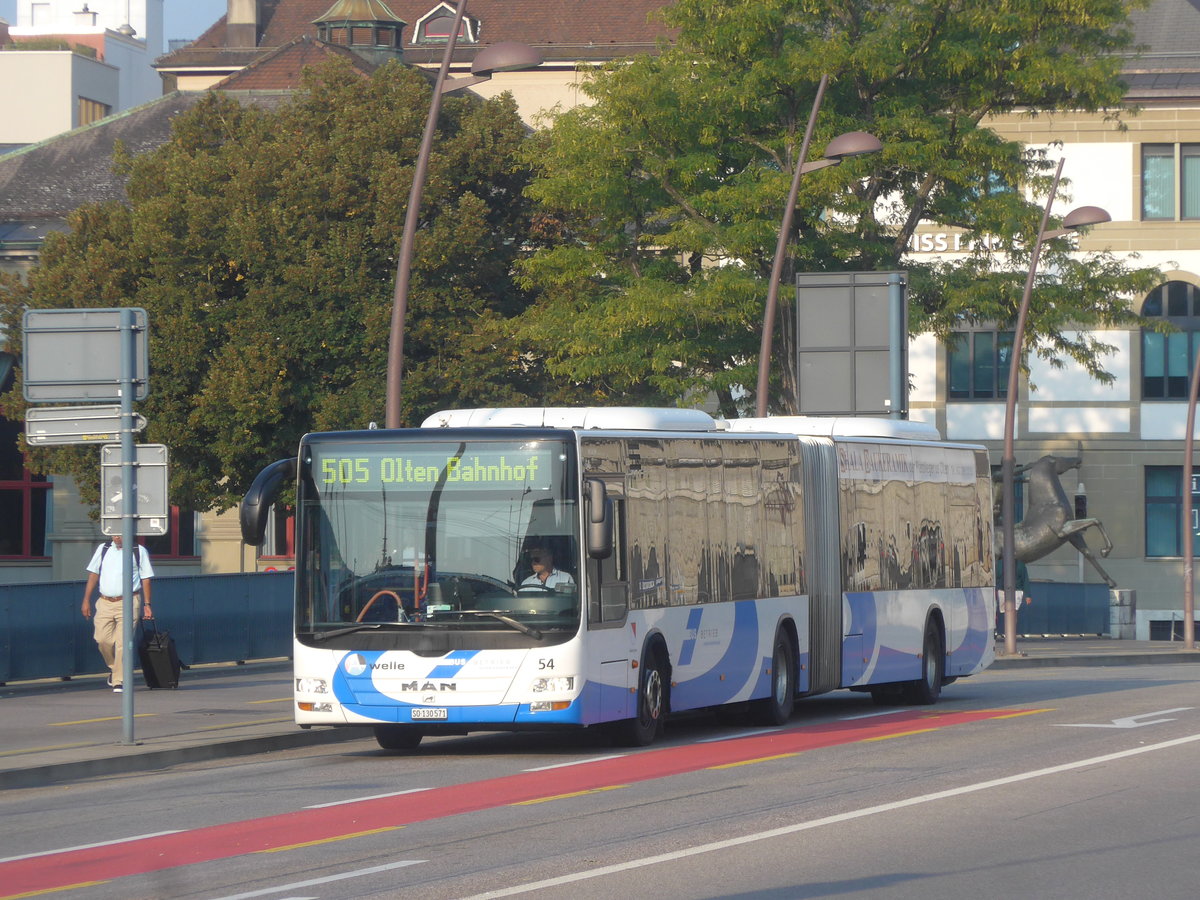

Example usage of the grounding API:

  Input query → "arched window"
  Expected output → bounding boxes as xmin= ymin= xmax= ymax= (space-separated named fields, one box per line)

xmin=415 ymin=4 xmax=476 ymax=43
xmin=1141 ymin=280 xmax=1200 ymax=399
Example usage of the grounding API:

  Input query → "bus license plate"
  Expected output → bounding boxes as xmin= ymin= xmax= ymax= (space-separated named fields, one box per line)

xmin=411 ymin=708 xmax=448 ymax=720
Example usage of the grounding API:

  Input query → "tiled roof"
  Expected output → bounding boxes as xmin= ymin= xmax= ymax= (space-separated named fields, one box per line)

xmin=1125 ymin=0 xmax=1200 ymax=63
xmin=209 ymin=36 xmax=377 ymax=90
xmin=1121 ymin=0 xmax=1200 ymax=100
xmin=158 ymin=0 xmax=673 ymax=68
xmin=0 ymin=92 xmax=291 ymax=222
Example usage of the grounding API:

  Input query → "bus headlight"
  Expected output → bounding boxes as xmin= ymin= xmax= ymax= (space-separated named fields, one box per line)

xmin=296 ymin=677 xmax=328 ymax=694
xmin=531 ymin=676 xmax=575 ymax=693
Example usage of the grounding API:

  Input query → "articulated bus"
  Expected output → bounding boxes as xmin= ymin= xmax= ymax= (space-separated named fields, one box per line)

xmin=240 ymin=407 xmax=995 ymax=750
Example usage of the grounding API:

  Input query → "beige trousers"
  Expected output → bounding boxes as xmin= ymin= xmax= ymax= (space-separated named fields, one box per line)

xmin=93 ymin=596 xmax=142 ymax=686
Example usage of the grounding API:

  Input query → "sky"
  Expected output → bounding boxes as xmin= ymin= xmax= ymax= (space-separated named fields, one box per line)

xmin=0 ymin=1 xmax=229 ymax=51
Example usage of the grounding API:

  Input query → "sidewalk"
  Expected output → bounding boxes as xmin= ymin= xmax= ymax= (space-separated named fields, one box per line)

xmin=3 ymin=639 xmax=1199 ymax=790
xmin=0 ymin=660 xmax=372 ymax=790
xmin=989 ymin=635 xmax=1200 ymax=668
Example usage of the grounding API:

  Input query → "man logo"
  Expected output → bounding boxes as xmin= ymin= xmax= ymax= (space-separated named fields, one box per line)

xmin=343 ymin=653 xmax=368 ymax=676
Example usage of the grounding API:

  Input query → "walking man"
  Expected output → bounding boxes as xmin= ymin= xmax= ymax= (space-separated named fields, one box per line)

xmin=81 ymin=535 xmax=154 ymax=692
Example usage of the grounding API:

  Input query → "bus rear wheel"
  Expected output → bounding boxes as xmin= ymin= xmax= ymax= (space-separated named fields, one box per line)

xmin=374 ymin=725 xmax=424 ymax=751
xmin=752 ymin=630 xmax=796 ymax=726
xmin=902 ymin=620 xmax=944 ymax=705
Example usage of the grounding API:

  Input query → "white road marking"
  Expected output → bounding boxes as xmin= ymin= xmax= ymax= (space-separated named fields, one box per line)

xmin=457 ymin=731 xmax=1200 ymax=899
xmin=0 ymin=830 xmax=183 ymax=863
xmin=696 ymin=727 xmax=782 ymax=743
xmin=524 ymin=754 xmax=628 ymax=772
xmin=206 ymin=860 xmax=426 ymax=900
xmin=1054 ymin=707 xmax=1194 ymax=729
xmin=304 ymin=787 xmax=430 ymax=808
xmin=838 ymin=709 xmax=913 ymax=721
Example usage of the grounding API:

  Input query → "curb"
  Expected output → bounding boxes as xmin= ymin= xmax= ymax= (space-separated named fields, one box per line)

xmin=990 ymin=652 xmax=1200 ymax=669
xmin=0 ymin=726 xmax=374 ymax=791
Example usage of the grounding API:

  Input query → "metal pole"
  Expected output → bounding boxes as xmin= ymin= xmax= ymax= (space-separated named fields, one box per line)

xmin=1001 ymin=157 xmax=1065 ymax=657
xmin=755 ymin=74 xmax=829 ymax=418
xmin=385 ymin=0 xmax=468 ymax=429
xmin=1182 ymin=346 xmax=1200 ymax=649
xmin=119 ymin=308 xmax=138 ymax=744
xmin=888 ymin=272 xmax=904 ymax=419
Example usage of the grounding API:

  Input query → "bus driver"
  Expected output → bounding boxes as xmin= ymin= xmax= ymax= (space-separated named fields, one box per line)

xmin=520 ymin=547 xmax=574 ymax=591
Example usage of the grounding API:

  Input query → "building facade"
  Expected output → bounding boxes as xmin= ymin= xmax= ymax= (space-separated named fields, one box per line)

xmin=0 ymin=0 xmax=164 ymax=149
xmin=902 ymin=0 xmax=1200 ymax=638
xmin=3 ymin=0 xmax=1200 ymax=640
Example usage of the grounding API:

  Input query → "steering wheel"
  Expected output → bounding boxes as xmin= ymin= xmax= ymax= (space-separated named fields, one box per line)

xmin=356 ymin=589 xmax=406 ymax=623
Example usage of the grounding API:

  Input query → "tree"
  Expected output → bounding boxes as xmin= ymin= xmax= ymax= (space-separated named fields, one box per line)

xmin=0 ymin=58 xmax=545 ymax=512
xmin=512 ymin=0 xmax=1161 ymax=415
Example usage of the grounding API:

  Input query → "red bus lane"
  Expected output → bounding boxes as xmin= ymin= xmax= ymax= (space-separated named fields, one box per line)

xmin=1 ymin=708 xmax=1038 ymax=897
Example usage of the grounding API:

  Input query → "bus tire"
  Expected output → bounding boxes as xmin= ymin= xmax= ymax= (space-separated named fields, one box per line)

xmin=374 ymin=725 xmax=423 ymax=751
xmin=752 ymin=629 xmax=796 ymax=725
xmin=902 ymin=619 xmax=944 ymax=705
xmin=616 ymin=645 xmax=668 ymax=746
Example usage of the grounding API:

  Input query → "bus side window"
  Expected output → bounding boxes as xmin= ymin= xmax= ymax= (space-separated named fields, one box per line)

xmin=589 ymin=498 xmax=627 ymax=626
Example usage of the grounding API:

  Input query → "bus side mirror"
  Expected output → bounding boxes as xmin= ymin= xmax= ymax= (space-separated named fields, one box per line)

xmin=586 ymin=479 xmax=612 ymax=560
xmin=240 ymin=458 xmax=296 ymax=545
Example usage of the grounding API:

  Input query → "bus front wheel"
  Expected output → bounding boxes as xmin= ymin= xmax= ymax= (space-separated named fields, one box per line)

xmin=616 ymin=646 xmax=668 ymax=746
xmin=374 ymin=725 xmax=424 ymax=751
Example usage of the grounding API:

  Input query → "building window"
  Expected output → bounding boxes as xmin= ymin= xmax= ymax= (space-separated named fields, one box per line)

xmin=78 ymin=97 xmax=111 ymax=127
xmin=1141 ymin=143 xmax=1200 ymax=220
xmin=0 ymin=418 xmax=51 ymax=558
xmin=144 ymin=508 xmax=198 ymax=559
xmin=1145 ymin=466 xmax=1199 ymax=557
xmin=416 ymin=4 xmax=475 ymax=43
xmin=948 ymin=330 xmax=1013 ymax=399
xmin=1141 ymin=281 xmax=1200 ymax=400
xmin=262 ymin=502 xmax=295 ymax=559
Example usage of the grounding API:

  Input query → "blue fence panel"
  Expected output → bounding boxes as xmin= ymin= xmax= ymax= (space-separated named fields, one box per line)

xmin=0 ymin=584 xmax=85 ymax=681
xmin=1015 ymin=581 xmax=1110 ymax=635
xmin=0 ymin=572 xmax=295 ymax=683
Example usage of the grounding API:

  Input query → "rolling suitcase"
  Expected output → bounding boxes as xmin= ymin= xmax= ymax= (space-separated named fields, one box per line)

xmin=138 ymin=618 xmax=181 ymax=689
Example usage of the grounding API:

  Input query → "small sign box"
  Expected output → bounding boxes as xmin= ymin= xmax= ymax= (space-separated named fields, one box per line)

xmin=100 ymin=443 xmax=169 ymax=537
xmin=25 ymin=406 xmax=147 ymax=446
xmin=22 ymin=308 xmax=149 ymax=402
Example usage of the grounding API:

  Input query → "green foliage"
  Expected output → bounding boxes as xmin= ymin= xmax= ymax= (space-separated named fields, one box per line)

xmin=514 ymin=0 xmax=1161 ymax=415
xmin=0 ymin=59 xmax=542 ymax=511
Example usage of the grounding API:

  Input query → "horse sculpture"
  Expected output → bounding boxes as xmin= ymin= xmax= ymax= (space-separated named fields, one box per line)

xmin=996 ymin=455 xmax=1117 ymax=588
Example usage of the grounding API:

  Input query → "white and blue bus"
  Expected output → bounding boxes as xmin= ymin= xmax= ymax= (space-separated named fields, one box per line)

xmin=240 ymin=408 xmax=995 ymax=750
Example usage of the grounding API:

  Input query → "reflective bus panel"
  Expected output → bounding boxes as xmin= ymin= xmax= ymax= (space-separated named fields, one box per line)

xmin=242 ymin=409 xmax=995 ymax=751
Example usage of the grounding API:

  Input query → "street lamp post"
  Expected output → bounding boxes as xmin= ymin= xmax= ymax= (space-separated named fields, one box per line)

xmin=1000 ymin=156 xmax=1111 ymax=656
xmin=1181 ymin=348 xmax=1200 ymax=649
xmin=754 ymin=75 xmax=882 ymax=417
xmin=384 ymin=0 xmax=541 ymax=428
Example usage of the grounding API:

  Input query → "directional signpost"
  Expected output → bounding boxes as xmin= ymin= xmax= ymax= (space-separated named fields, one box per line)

xmin=21 ymin=307 xmax=156 ymax=745
xmin=101 ymin=443 xmax=169 ymax=536
xmin=22 ymin=308 xmax=148 ymax=402
xmin=25 ymin=406 xmax=147 ymax=446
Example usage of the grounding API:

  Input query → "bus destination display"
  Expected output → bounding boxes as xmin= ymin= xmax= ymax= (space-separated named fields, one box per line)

xmin=311 ymin=444 xmax=557 ymax=492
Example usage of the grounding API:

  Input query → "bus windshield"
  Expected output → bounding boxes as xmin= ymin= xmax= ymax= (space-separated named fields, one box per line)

xmin=296 ymin=437 xmax=580 ymax=640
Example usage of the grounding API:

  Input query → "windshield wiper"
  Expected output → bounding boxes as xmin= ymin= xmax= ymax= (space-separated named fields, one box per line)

xmin=453 ymin=610 xmax=543 ymax=639
xmin=307 ymin=623 xmax=407 ymax=641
